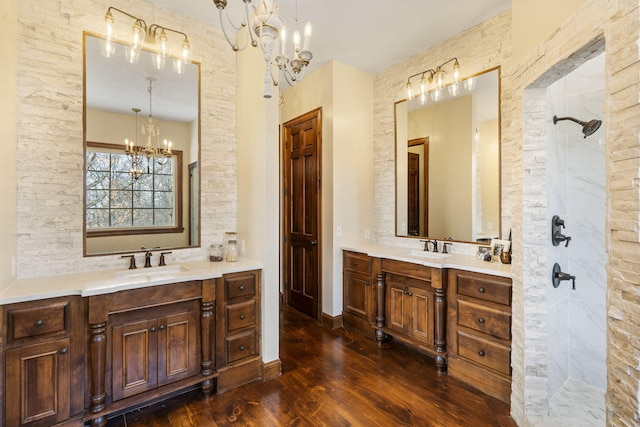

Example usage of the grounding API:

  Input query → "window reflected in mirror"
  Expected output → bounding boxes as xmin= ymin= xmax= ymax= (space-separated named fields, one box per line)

xmin=395 ymin=67 xmax=500 ymax=243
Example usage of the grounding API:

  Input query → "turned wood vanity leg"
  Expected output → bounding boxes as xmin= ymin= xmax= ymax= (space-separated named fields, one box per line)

xmin=434 ymin=287 xmax=447 ymax=374
xmin=200 ymin=300 xmax=215 ymax=397
xmin=89 ymin=321 xmax=107 ymax=427
xmin=375 ymin=273 xmax=389 ymax=346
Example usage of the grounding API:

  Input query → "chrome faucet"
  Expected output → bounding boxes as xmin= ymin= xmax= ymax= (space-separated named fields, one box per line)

xmin=144 ymin=251 xmax=153 ymax=268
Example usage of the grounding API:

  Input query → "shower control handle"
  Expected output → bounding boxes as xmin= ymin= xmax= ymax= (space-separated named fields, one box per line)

xmin=553 ymin=231 xmax=572 ymax=247
xmin=552 ymin=215 xmax=571 ymax=247
xmin=552 ymin=263 xmax=576 ymax=290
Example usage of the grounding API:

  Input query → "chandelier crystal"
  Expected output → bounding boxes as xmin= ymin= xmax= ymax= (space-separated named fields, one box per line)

xmin=213 ymin=0 xmax=313 ymax=98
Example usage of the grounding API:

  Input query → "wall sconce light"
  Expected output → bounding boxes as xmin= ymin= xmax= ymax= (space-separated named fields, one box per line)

xmin=405 ymin=58 xmax=473 ymax=103
xmin=102 ymin=7 xmax=190 ymax=73
xmin=213 ymin=0 xmax=313 ymax=98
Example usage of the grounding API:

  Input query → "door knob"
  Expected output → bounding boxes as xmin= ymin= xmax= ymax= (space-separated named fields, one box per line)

xmin=310 ymin=240 xmax=318 ymax=246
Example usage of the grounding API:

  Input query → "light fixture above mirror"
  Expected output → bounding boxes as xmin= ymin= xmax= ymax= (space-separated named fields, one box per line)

xmin=405 ymin=58 xmax=475 ymax=104
xmin=102 ymin=7 xmax=190 ymax=73
xmin=213 ymin=0 xmax=313 ymax=98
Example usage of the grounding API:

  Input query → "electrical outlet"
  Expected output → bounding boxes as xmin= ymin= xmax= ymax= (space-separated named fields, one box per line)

xmin=240 ymin=239 xmax=245 ymax=254
xmin=336 ymin=226 xmax=342 ymax=237
xmin=364 ymin=229 xmax=371 ymax=239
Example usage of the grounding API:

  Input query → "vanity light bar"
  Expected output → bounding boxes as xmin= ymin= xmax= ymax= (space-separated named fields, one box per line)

xmin=405 ymin=58 xmax=474 ymax=102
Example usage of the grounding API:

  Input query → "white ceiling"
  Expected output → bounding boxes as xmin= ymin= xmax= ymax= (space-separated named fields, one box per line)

xmin=86 ymin=0 xmax=512 ymax=121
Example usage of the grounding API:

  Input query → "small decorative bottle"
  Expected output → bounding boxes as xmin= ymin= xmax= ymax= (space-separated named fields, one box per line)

xmin=209 ymin=244 xmax=223 ymax=262
xmin=226 ymin=239 xmax=238 ymax=262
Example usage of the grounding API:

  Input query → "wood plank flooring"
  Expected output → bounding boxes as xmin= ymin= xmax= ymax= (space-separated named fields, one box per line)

xmin=105 ymin=305 xmax=516 ymax=426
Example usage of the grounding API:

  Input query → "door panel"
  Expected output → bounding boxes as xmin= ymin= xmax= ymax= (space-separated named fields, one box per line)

xmin=283 ymin=108 xmax=322 ymax=319
xmin=158 ymin=311 xmax=198 ymax=386
xmin=112 ymin=319 xmax=157 ymax=400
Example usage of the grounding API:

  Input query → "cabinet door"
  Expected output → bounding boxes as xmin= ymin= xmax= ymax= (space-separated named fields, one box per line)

xmin=112 ymin=318 xmax=158 ymax=401
xmin=157 ymin=311 xmax=199 ymax=386
xmin=408 ymin=286 xmax=434 ymax=345
xmin=343 ymin=270 xmax=371 ymax=320
xmin=387 ymin=283 xmax=407 ymax=333
xmin=6 ymin=338 xmax=70 ymax=427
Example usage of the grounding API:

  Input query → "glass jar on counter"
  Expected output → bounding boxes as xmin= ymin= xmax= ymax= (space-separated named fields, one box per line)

xmin=226 ymin=239 xmax=238 ymax=262
xmin=209 ymin=244 xmax=223 ymax=262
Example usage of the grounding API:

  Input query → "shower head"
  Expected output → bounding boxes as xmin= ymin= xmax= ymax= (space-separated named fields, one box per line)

xmin=553 ymin=115 xmax=602 ymax=138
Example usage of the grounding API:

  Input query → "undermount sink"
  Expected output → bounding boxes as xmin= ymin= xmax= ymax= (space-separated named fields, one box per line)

xmin=406 ymin=250 xmax=452 ymax=259
xmin=114 ymin=264 xmax=188 ymax=280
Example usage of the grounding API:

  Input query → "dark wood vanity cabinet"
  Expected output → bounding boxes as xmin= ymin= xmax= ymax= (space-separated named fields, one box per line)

xmin=447 ymin=269 xmax=512 ymax=402
xmin=342 ymin=251 xmax=378 ymax=336
xmin=2 ymin=296 xmax=84 ymax=427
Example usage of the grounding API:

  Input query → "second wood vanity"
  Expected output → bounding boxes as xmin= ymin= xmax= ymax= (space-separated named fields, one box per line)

xmin=342 ymin=247 xmax=512 ymax=402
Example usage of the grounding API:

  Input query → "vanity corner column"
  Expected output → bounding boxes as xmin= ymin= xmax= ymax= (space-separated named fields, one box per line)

xmin=374 ymin=272 xmax=390 ymax=347
xmin=432 ymin=269 xmax=447 ymax=374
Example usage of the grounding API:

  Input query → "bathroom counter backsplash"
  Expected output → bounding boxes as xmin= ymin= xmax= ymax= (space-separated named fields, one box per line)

xmin=342 ymin=243 xmax=512 ymax=278
xmin=0 ymin=258 xmax=263 ymax=305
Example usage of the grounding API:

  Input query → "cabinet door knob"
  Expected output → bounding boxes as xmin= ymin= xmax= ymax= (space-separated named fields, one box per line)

xmin=478 ymin=318 xmax=485 ymax=324
xmin=59 ymin=348 xmax=68 ymax=355
xmin=365 ymin=281 xmax=370 ymax=286
xmin=239 ymin=345 xmax=245 ymax=351
xmin=35 ymin=319 xmax=44 ymax=327
xmin=240 ymin=314 xmax=245 ymax=320
xmin=159 ymin=324 xmax=166 ymax=330
xmin=478 ymin=350 xmax=485 ymax=357
xmin=150 ymin=326 xmax=157 ymax=332
xmin=478 ymin=287 xmax=485 ymax=293
xmin=239 ymin=286 xmax=245 ymax=291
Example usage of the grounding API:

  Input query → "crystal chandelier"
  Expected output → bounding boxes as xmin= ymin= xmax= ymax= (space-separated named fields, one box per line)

xmin=124 ymin=77 xmax=173 ymax=179
xmin=213 ymin=0 xmax=313 ymax=98
xmin=102 ymin=7 xmax=191 ymax=74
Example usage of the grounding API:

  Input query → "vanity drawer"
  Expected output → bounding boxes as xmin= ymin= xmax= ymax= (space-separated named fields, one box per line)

xmin=8 ymin=301 xmax=69 ymax=341
xmin=225 ymin=274 xmax=257 ymax=301
xmin=457 ymin=272 xmax=511 ymax=305
xmin=226 ymin=330 xmax=257 ymax=364
xmin=343 ymin=251 xmax=371 ymax=274
xmin=457 ymin=331 xmax=511 ymax=376
xmin=226 ymin=300 xmax=256 ymax=333
xmin=457 ymin=299 xmax=511 ymax=340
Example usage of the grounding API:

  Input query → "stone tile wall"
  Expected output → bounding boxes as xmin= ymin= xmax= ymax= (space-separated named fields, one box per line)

xmin=16 ymin=0 xmax=236 ymax=277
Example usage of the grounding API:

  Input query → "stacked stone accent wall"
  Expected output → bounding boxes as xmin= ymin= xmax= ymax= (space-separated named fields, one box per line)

xmin=16 ymin=0 xmax=236 ymax=277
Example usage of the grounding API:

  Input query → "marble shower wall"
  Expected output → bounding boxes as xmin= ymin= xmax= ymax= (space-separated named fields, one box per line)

xmin=546 ymin=53 xmax=606 ymax=396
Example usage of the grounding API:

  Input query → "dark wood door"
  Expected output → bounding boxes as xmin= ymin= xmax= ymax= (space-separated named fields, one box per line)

xmin=408 ymin=152 xmax=420 ymax=236
xmin=5 ymin=339 xmax=71 ymax=427
xmin=283 ymin=108 xmax=322 ymax=319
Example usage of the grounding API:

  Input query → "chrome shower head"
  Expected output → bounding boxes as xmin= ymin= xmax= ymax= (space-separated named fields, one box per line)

xmin=553 ymin=115 xmax=602 ymax=138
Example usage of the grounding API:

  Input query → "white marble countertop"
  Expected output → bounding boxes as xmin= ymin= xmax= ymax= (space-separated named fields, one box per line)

xmin=342 ymin=243 xmax=512 ymax=278
xmin=0 ymin=258 xmax=263 ymax=305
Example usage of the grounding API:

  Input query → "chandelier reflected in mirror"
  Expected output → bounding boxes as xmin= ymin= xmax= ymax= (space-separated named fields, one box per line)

xmin=213 ymin=0 xmax=313 ymax=98
xmin=125 ymin=77 xmax=174 ymax=180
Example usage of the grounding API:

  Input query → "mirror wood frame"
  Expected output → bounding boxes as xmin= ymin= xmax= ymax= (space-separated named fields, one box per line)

xmin=394 ymin=66 xmax=502 ymax=244
xmin=82 ymin=32 xmax=201 ymax=256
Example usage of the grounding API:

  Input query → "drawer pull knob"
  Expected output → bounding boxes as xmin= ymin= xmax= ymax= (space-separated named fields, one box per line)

xmin=478 ymin=287 xmax=485 ymax=293
xmin=59 ymin=348 xmax=68 ymax=355
xmin=478 ymin=350 xmax=485 ymax=357
xmin=240 ymin=314 xmax=245 ymax=320
xmin=150 ymin=326 xmax=157 ymax=332
xmin=35 ymin=320 xmax=44 ymax=327
xmin=159 ymin=325 xmax=166 ymax=330
xmin=239 ymin=286 xmax=245 ymax=291
xmin=239 ymin=345 xmax=245 ymax=351
xmin=478 ymin=318 xmax=485 ymax=324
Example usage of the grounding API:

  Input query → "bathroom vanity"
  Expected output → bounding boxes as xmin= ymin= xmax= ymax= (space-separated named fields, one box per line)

xmin=0 ymin=260 xmax=262 ymax=427
xmin=342 ymin=246 xmax=512 ymax=402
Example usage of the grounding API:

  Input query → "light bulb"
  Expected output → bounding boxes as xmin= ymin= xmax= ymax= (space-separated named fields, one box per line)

xmin=448 ymin=82 xmax=460 ymax=96
xmin=406 ymin=81 xmax=413 ymax=100
xmin=453 ymin=59 xmax=460 ymax=82
xmin=420 ymin=74 xmax=427 ymax=96
xmin=303 ymin=22 xmax=312 ymax=50
xmin=293 ymin=30 xmax=301 ymax=52
xmin=431 ymin=88 xmax=442 ymax=102
xmin=181 ymin=38 xmax=190 ymax=63
xmin=464 ymin=77 xmax=476 ymax=91
xmin=435 ymin=68 xmax=445 ymax=89
xmin=420 ymin=92 xmax=426 ymax=105
xmin=280 ymin=27 xmax=286 ymax=56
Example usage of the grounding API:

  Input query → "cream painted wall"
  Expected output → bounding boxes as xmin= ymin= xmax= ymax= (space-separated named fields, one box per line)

xmin=236 ymin=43 xmax=281 ymax=364
xmin=512 ymin=0 xmax=587 ymax=61
xmin=478 ymin=119 xmax=499 ymax=236
xmin=280 ymin=60 xmax=373 ymax=317
xmin=0 ymin=0 xmax=18 ymax=284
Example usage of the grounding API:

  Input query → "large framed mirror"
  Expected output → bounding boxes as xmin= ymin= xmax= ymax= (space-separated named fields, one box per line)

xmin=83 ymin=33 xmax=200 ymax=255
xmin=395 ymin=67 xmax=500 ymax=243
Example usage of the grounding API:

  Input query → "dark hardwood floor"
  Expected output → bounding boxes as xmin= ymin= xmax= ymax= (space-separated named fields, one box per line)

xmin=105 ymin=305 xmax=516 ymax=426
